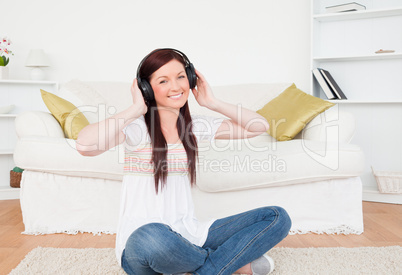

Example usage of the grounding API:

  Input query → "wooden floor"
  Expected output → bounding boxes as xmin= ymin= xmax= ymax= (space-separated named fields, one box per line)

xmin=0 ymin=200 xmax=401 ymax=274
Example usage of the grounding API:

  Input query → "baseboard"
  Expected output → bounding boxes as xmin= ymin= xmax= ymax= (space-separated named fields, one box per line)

xmin=363 ymin=187 xmax=402 ymax=204
xmin=0 ymin=186 xmax=20 ymax=200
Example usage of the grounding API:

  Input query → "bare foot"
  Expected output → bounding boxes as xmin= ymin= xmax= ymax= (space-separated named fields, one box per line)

xmin=234 ymin=262 xmax=253 ymax=274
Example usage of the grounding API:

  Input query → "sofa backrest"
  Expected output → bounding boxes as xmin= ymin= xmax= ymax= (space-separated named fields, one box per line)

xmin=188 ymin=82 xmax=292 ymax=118
xmin=24 ymin=80 xmax=355 ymax=144
xmin=58 ymin=79 xmax=292 ymax=122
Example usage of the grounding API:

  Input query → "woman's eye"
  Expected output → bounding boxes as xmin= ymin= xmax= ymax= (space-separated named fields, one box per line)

xmin=159 ymin=80 xmax=167 ymax=84
xmin=179 ymin=75 xmax=186 ymax=79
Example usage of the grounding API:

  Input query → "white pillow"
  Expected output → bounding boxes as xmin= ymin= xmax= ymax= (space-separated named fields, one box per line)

xmin=60 ymin=80 xmax=131 ymax=123
xmin=61 ymin=79 xmax=108 ymax=106
xmin=58 ymin=80 xmax=105 ymax=124
xmin=296 ymin=107 xmax=356 ymax=144
xmin=87 ymin=81 xmax=132 ymax=114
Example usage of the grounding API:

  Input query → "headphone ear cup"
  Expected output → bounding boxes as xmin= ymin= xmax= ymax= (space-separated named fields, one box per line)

xmin=186 ymin=63 xmax=197 ymax=89
xmin=138 ymin=79 xmax=154 ymax=102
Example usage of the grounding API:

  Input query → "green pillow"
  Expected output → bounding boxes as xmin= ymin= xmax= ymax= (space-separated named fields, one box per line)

xmin=256 ymin=83 xmax=335 ymax=141
xmin=12 ymin=167 xmax=24 ymax=173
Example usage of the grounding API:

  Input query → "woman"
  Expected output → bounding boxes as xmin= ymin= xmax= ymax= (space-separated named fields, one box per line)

xmin=76 ymin=48 xmax=291 ymax=275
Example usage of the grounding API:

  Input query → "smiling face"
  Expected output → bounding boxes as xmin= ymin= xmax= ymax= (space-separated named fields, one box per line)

xmin=149 ymin=59 xmax=190 ymax=111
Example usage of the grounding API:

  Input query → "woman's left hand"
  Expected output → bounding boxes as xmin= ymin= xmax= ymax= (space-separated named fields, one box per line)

xmin=191 ymin=69 xmax=219 ymax=110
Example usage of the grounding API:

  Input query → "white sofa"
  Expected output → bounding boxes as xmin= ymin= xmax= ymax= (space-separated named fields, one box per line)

xmin=14 ymin=81 xmax=365 ymax=236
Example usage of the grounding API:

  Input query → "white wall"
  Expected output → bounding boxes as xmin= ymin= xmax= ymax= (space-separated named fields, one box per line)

xmin=2 ymin=0 xmax=311 ymax=90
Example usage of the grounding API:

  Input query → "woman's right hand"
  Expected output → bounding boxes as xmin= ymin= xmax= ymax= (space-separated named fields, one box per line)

xmin=131 ymin=78 xmax=148 ymax=115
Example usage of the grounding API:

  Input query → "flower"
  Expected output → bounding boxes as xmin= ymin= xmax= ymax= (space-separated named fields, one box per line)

xmin=0 ymin=36 xmax=14 ymax=66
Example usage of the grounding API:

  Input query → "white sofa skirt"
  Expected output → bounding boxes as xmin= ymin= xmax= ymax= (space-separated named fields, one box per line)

xmin=20 ymin=170 xmax=363 ymax=236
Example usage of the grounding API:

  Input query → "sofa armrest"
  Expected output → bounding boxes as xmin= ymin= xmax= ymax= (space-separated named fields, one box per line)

xmin=15 ymin=111 xmax=65 ymax=138
xmin=295 ymin=107 xmax=356 ymax=144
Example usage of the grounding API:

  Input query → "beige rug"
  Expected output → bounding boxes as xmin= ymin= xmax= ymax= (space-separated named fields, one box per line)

xmin=9 ymin=246 xmax=402 ymax=274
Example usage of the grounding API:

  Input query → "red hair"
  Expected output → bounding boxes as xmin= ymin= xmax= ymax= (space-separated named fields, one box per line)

xmin=139 ymin=49 xmax=198 ymax=194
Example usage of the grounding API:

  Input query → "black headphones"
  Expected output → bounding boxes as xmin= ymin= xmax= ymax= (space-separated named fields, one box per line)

xmin=136 ymin=48 xmax=197 ymax=102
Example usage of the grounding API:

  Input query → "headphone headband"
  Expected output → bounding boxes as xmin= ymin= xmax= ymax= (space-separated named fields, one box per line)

xmin=136 ymin=48 xmax=191 ymax=80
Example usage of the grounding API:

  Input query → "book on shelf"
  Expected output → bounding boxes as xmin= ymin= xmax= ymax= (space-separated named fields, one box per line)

xmin=319 ymin=69 xmax=348 ymax=100
xmin=312 ymin=68 xmax=337 ymax=100
xmin=325 ymin=2 xmax=366 ymax=13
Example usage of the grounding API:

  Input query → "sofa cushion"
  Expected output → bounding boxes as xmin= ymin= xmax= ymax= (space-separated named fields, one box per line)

xmin=196 ymin=138 xmax=364 ymax=192
xmin=40 ymin=90 xmax=90 ymax=139
xmin=256 ymin=84 xmax=335 ymax=141
xmin=14 ymin=135 xmax=365 ymax=191
xmin=14 ymin=136 xmax=123 ymax=181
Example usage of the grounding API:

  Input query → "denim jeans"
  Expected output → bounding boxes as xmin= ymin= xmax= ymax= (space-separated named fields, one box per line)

xmin=121 ymin=206 xmax=292 ymax=275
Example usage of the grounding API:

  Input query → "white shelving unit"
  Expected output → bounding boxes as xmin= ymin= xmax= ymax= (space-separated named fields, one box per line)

xmin=0 ymin=80 xmax=58 ymax=200
xmin=311 ymin=0 xmax=402 ymax=204
xmin=313 ymin=6 xmax=402 ymax=21
xmin=314 ymin=52 xmax=402 ymax=62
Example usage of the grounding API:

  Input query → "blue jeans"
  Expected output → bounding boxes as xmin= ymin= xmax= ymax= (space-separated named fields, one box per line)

xmin=121 ymin=206 xmax=292 ymax=275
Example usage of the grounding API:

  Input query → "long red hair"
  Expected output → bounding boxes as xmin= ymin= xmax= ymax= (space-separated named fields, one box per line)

xmin=138 ymin=49 xmax=198 ymax=194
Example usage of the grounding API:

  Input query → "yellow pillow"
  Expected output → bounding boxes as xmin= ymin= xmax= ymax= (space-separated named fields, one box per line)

xmin=40 ymin=89 xmax=89 ymax=140
xmin=256 ymin=84 xmax=335 ymax=141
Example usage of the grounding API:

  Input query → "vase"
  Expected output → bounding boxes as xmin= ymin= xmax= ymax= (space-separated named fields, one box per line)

xmin=0 ymin=66 xmax=9 ymax=80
